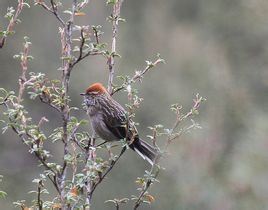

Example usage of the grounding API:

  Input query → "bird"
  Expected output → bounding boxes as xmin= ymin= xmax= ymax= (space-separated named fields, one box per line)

xmin=80 ymin=82 xmax=157 ymax=165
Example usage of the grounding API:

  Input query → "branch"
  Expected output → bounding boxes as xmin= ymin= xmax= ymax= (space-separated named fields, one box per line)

xmin=132 ymin=94 xmax=203 ymax=209
xmin=68 ymin=123 xmax=86 ymax=152
xmin=107 ymin=0 xmax=124 ymax=94
xmin=18 ymin=37 xmax=31 ymax=103
xmin=37 ymin=181 xmax=43 ymax=210
xmin=2 ymin=102 xmax=60 ymax=196
xmin=56 ymin=0 xmax=79 ymax=204
xmin=164 ymin=93 xmax=204 ymax=149
xmin=133 ymin=163 xmax=159 ymax=209
xmin=87 ymin=146 xmax=126 ymax=202
xmin=35 ymin=0 xmax=65 ymax=26
xmin=0 ymin=0 xmax=26 ymax=48
xmin=71 ymin=27 xmax=104 ymax=68
xmin=93 ymin=26 xmax=100 ymax=44
xmin=38 ymin=95 xmax=61 ymax=112
xmin=112 ymin=56 xmax=164 ymax=95
xmin=77 ymin=27 xmax=86 ymax=63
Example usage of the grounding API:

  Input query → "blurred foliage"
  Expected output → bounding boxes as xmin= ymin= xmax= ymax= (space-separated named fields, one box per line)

xmin=0 ymin=0 xmax=268 ymax=209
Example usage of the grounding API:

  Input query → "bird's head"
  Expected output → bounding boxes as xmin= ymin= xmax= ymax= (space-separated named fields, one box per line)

xmin=80 ymin=83 xmax=108 ymax=107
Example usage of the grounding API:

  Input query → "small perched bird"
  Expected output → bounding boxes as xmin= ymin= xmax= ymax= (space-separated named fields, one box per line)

xmin=80 ymin=83 xmax=157 ymax=165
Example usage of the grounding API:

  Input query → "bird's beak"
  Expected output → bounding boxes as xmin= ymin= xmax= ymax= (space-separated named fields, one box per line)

xmin=80 ymin=93 xmax=86 ymax=96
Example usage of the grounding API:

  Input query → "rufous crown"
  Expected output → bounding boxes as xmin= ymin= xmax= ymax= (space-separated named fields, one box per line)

xmin=85 ymin=83 xmax=108 ymax=94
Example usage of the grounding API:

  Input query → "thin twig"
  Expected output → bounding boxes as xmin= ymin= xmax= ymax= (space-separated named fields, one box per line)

xmin=68 ymin=123 xmax=86 ymax=151
xmin=93 ymin=26 xmax=99 ymax=44
xmin=133 ymin=163 xmax=159 ymax=209
xmin=77 ymin=28 xmax=86 ymax=62
xmin=50 ymin=0 xmax=65 ymax=26
xmin=35 ymin=0 xmax=65 ymax=26
xmin=85 ymin=136 xmax=96 ymax=206
xmin=88 ymin=146 xmax=126 ymax=200
xmin=112 ymin=57 xmax=164 ymax=95
xmin=164 ymin=94 xmax=204 ymax=149
xmin=73 ymin=50 xmax=104 ymax=68
xmin=39 ymin=95 xmax=61 ymax=112
xmin=37 ymin=181 xmax=43 ymax=210
xmin=71 ymin=27 xmax=104 ymax=68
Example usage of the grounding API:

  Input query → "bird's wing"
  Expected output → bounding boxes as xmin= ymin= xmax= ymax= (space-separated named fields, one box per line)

xmin=103 ymin=111 xmax=128 ymax=140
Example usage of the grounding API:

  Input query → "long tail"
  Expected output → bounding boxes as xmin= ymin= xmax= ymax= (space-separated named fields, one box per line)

xmin=129 ymin=138 xmax=157 ymax=165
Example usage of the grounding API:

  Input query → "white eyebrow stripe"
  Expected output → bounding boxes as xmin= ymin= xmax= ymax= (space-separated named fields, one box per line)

xmin=89 ymin=91 xmax=99 ymax=94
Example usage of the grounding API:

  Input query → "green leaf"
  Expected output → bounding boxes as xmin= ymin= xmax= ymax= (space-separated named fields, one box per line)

xmin=0 ymin=191 xmax=7 ymax=199
xmin=106 ymin=0 xmax=117 ymax=5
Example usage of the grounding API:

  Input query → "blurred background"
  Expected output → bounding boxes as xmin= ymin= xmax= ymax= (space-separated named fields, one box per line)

xmin=1 ymin=0 xmax=268 ymax=209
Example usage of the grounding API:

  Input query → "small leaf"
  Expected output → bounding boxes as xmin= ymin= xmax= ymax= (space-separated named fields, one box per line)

xmin=28 ymin=190 xmax=37 ymax=194
xmin=32 ymin=179 xmax=41 ymax=183
xmin=119 ymin=198 xmax=129 ymax=203
xmin=22 ymin=2 xmax=31 ymax=8
xmin=63 ymin=10 xmax=72 ymax=15
xmin=144 ymin=194 xmax=155 ymax=203
xmin=75 ymin=12 xmax=86 ymax=16
xmin=118 ymin=17 xmax=126 ymax=22
xmin=105 ymin=199 xmax=117 ymax=204
xmin=0 ymin=191 xmax=7 ymax=199
xmin=106 ymin=0 xmax=117 ymax=4
xmin=145 ymin=60 xmax=153 ymax=66
xmin=135 ymin=177 xmax=145 ymax=187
